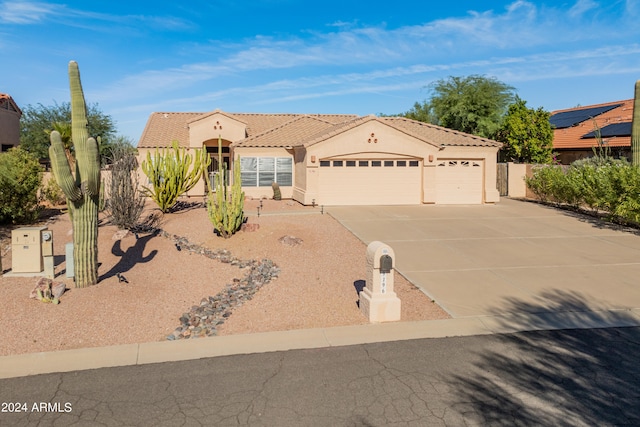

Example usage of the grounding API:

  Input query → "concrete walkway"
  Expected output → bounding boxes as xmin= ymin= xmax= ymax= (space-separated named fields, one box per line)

xmin=3 ymin=198 xmax=640 ymax=380
xmin=328 ymin=198 xmax=640 ymax=320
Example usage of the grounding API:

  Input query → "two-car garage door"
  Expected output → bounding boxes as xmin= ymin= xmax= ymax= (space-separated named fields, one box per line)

xmin=317 ymin=158 xmax=484 ymax=205
xmin=318 ymin=159 xmax=422 ymax=205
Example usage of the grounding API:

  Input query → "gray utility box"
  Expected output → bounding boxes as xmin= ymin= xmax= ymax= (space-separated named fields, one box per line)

xmin=11 ymin=226 xmax=52 ymax=273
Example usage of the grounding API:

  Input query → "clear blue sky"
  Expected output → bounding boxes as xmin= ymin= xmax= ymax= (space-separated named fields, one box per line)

xmin=1 ymin=0 xmax=639 ymax=143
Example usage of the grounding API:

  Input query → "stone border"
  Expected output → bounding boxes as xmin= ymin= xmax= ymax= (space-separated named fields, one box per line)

xmin=157 ymin=230 xmax=280 ymax=340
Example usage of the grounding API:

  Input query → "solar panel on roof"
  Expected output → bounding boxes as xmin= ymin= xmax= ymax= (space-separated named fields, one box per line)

xmin=549 ymin=104 xmax=622 ymax=129
xmin=582 ymin=122 xmax=632 ymax=138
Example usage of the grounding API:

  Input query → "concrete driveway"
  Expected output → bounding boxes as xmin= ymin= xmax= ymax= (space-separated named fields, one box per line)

xmin=328 ymin=198 xmax=640 ymax=326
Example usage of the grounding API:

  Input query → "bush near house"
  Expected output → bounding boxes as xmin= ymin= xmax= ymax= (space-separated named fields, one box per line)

xmin=0 ymin=147 xmax=43 ymax=224
xmin=526 ymin=158 xmax=640 ymax=225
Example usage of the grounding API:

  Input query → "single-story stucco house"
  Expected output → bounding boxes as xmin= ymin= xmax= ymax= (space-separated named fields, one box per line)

xmin=137 ymin=110 xmax=502 ymax=205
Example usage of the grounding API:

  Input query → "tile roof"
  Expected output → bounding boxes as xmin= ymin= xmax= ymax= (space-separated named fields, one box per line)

xmin=551 ymin=99 xmax=633 ymax=150
xmin=380 ymin=117 xmax=502 ymax=148
xmin=138 ymin=112 xmax=202 ymax=148
xmin=138 ymin=110 xmax=502 ymax=149
xmin=235 ymin=114 xmax=502 ymax=148
xmin=233 ymin=115 xmax=343 ymax=147
xmin=0 ymin=93 xmax=22 ymax=115
xmin=137 ymin=111 xmax=357 ymax=148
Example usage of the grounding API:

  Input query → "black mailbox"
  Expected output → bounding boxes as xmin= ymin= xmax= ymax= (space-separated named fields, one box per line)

xmin=380 ymin=254 xmax=393 ymax=273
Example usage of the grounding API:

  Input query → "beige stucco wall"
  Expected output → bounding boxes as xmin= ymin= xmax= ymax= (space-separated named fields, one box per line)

xmin=507 ymin=162 xmax=527 ymax=198
xmin=0 ymin=107 xmax=21 ymax=150
xmin=188 ymin=112 xmax=246 ymax=149
xmin=299 ymin=121 xmax=439 ymax=205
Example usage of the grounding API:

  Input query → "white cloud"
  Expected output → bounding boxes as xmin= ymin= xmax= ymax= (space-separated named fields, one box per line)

xmin=569 ymin=0 xmax=599 ymax=18
xmin=0 ymin=1 xmax=59 ymax=24
xmin=0 ymin=0 xmax=193 ymax=31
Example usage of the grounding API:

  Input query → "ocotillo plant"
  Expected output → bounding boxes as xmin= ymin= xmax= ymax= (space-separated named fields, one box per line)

xmin=207 ymin=137 xmax=245 ymax=238
xmin=632 ymin=80 xmax=640 ymax=166
xmin=141 ymin=141 xmax=209 ymax=212
xmin=49 ymin=61 xmax=101 ymax=288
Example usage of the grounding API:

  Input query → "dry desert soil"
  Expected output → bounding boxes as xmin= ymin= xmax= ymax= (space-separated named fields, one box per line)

xmin=0 ymin=199 xmax=449 ymax=356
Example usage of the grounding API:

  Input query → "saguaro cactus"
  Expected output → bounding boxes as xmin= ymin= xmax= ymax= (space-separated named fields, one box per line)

xmin=207 ymin=137 xmax=245 ymax=238
xmin=632 ymin=80 xmax=640 ymax=166
xmin=49 ymin=61 xmax=101 ymax=288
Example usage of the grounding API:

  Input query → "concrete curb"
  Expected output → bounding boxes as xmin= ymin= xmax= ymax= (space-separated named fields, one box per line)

xmin=3 ymin=308 xmax=640 ymax=379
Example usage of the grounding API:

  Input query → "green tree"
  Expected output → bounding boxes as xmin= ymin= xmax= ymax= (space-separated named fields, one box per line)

xmin=0 ymin=147 xmax=43 ymax=224
xmin=412 ymin=75 xmax=515 ymax=138
xmin=393 ymin=101 xmax=434 ymax=123
xmin=495 ymin=97 xmax=554 ymax=164
xmin=20 ymin=102 xmax=116 ymax=161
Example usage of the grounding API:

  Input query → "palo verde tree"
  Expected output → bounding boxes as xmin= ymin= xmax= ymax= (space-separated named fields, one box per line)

xmin=141 ymin=142 xmax=210 ymax=213
xmin=494 ymin=97 xmax=554 ymax=164
xmin=403 ymin=75 xmax=516 ymax=138
xmin=49 ymin=61 xmax=101 ymax=288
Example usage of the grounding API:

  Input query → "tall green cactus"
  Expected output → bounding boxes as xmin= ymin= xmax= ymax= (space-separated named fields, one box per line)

xmin=632 ymin=80 xmax=640 ymax=166
xmin=141 ymin=141 xmax=209 ymax=213
xmin=207 ymin=137 xmax=245 ymax=238
xmin=49 ymin=61 xmax=101 ymax=288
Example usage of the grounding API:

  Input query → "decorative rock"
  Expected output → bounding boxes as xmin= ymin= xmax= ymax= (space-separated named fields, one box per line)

xmin=112 ymin=229 xmax=131 ymax=241
xmin=29 ymin=277 xmax=66 ymax=301
xmin=278 ymin=235 xmax=303 ymax=246
xmin=241 ymin=223 xmax=260 ymax=232
xmin=157 ymin=231 xmax=280 ymax=340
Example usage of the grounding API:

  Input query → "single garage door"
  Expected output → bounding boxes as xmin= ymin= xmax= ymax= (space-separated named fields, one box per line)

xmin=318 ymin=159 xmax=422 ymax=205
xmin=436 ymin=159 xmax=483 ymax=204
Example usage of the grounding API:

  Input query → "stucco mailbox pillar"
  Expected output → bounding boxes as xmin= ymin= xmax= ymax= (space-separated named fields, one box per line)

xmin=360 ymin=241 xmax=401 ymax=322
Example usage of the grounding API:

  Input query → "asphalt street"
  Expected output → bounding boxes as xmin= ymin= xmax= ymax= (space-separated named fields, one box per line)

xmin=1 ymin=326 xmax=639 ymax=426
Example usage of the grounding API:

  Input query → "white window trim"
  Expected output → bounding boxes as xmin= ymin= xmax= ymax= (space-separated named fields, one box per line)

xmin=240 ymin=156 xmax=292 ymax=187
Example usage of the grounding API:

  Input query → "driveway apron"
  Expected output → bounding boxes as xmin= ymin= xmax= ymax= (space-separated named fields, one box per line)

xmin=328 ymin=198 xmax=640 ymax=326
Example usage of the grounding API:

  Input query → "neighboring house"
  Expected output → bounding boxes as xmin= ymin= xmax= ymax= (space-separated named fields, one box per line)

xmin=137 ymin=110 xmax=502 ymax=206
xmin=550 ymin=99 xmax=633 ymax=164
xmin=0 ymin=93 xmax=22 ymax=152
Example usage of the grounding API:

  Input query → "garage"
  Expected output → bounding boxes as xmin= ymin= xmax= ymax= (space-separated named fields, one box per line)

xmin=435 ymin=159 xmax=484 ymax=204
xmin=318 ymin=158 xmax=422 ymax=205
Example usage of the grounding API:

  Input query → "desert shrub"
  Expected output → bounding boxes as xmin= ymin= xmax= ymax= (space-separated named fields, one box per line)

xmin=525 ymin=165 xmax=565 ymax=203
xmin=605 ymin=162 xmax=640 ymax=224
xmin=105 ymin=144 xmax=145 ymax=229
xmin=526 ymin=158 xmax=640 ymax=225
xmin=41 ymin=176 xmax=66 ymax=206
xmin=0 ymin=147 xmax=43 ymax=224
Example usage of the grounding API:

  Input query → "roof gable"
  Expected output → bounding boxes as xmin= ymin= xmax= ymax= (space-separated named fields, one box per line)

xmin=300 ymin=115 xmax=502 ymax=148
xmin=0 ymin=93 xmax=22 ymax=116
xmin=233 ymin=115 xmax=341 ymax=148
